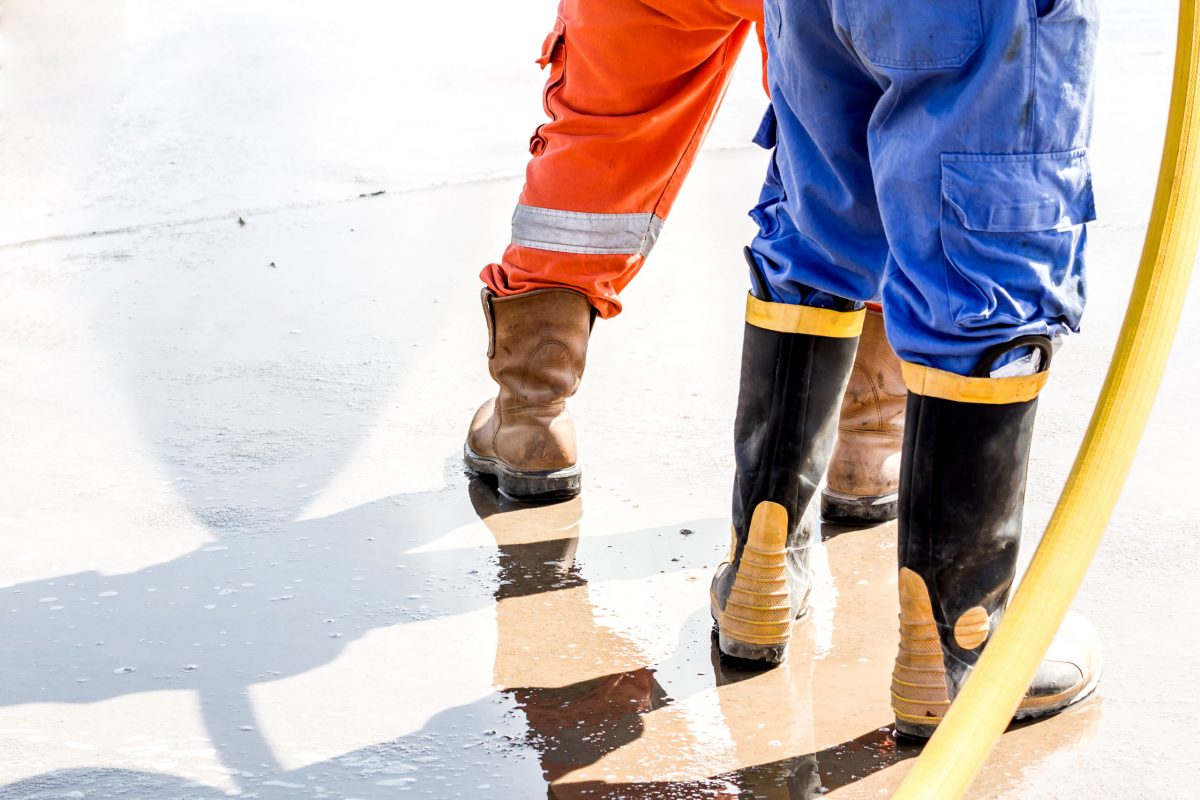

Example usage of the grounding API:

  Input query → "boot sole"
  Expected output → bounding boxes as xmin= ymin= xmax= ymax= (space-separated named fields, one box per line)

xmin=463 ymin=445 xmax=581 ymax=501
xmin=717 ymin=630 xmax=790 ymax=664
xmin=893 ymin=663 xmax=1104 ymax=740
xmin=712 ymin=605 xmax=810 ymax=665
xmin=820 ymin=488 xmax=898 ymax=525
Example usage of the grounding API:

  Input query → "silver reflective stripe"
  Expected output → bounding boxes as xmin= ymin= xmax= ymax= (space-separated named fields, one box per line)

xmin=511 ymin=204 xmax=664 ymax=257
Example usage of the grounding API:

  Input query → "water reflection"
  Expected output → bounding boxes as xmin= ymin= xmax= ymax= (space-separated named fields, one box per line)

xmin=0 ymin=468 xmax=1100 ymax=799
xmin=471 ymin=480 xmax=1101 ymax=798
xmin=474 ymin=485 xmax=672 ymax=793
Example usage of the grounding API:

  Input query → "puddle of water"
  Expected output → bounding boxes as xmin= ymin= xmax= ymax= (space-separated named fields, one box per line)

xmin=467 ymin=479 xmax=1101 ymax=798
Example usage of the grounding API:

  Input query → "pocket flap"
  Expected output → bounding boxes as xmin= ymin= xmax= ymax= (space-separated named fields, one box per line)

xmin=753 ymin=104 xmax=778 ymax=150
xmin=941 ymin=150 xmax=1096 ymax=232
xmin=536 ymin=19 xmax=566 ymax=68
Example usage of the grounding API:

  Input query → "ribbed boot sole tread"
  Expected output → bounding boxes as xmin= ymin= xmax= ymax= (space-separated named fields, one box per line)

xmin=714 ymin=502 xmax=797 ymax=662
xmin=463 ymin=445 xmax=581 ymax=501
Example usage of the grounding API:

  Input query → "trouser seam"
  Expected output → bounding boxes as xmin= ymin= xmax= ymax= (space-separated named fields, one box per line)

xmin=1026 ymin=1 xmax=1039 ymax=152
xmin=650 ymin=21 xmax=747 ymax=221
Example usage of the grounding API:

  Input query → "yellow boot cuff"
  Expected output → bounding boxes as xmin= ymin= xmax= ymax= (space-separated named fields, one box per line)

xmin=745 ymin=294 xmax=866 ymax=338
xmin=901 ymin=362 xmax=1048 ymax=404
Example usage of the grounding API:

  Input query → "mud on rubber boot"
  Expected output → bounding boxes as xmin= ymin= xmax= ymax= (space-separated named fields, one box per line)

xmin=711 ymin=268 xmax=862 ymax=664
xmin=821 ymin=307 xmax=905 ymax=525
xmin=890 ymin=340 xmax=1102 ymax=739
xmin=464 ymin=288 xmax=593 ymax=502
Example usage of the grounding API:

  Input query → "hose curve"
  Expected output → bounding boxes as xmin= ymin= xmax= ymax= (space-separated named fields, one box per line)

xmin=893 ymin=2 xmax=1200 ymax=797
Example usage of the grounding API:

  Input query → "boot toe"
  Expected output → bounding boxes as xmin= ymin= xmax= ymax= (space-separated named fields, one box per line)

xmin=1018 ymin=611 xmax=1103 ymax=718
xmin=822 ymin=434 xmax=902 ymax=523
xmin=466 ymin=398 xmax=498 ymax=458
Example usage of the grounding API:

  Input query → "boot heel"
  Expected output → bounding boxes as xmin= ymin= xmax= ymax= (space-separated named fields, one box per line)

xmin=820 ymin=488 xmax=898 ymax=524
xmin=464 ymin=445 xmax=581 ymax=501
xmin=715 ymin=502 xmax=795 ymax=663
xmin=892 ymin=717 xmax=939 ymax=740
xmin=493 ymin=461 xmax=581 ymax=501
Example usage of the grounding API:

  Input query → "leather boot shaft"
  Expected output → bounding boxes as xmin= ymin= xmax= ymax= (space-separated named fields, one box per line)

xmin=822 ymin=308 xmax=905 ymax=522
xmin=485 ymin=288 xmax=591 ymax=409
xmin=465 ymin=288 xmax=592 ymax=499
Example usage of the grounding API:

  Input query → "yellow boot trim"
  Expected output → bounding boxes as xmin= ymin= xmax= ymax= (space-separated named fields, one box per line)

xmin=891 ymin=568 xmax=951 ymax=728
xmin=718 ymin=501 xmax=794 ymax=646
xmin=954 ymin=606 xmax=991 ymax=651
xmin=901 ymin=361 xmax=1048 ymax=404
xmin=746 ymin=294 xmax=865 ymax=338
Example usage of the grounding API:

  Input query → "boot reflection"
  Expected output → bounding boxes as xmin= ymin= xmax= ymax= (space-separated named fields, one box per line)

xmin=469 ymin=486 xmax=1100 ymax=797
xmin=514 ymin=670 xmax=669 ymax=786
xmin=470 ymin=481 xmax=671 ymax=791
xmin=707 ymin=625 xmax=823 ymax=799
xmin=543 ymin=623 xmax=827 ymax=798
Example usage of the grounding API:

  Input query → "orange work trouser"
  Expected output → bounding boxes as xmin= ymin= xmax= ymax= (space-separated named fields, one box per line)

xmin=480 ymin=0 xmax=765 ymax=319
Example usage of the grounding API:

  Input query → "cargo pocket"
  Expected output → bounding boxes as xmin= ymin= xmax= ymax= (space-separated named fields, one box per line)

xmin=529 ymin=18 xmax=567 ymax=157
xmin=845 ymin=0 xmax=982 ymax=70
xmin=939 ymin=150 xmax=1095 ymax=331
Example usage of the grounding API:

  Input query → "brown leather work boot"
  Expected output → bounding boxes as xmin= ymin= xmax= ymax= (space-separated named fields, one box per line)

xmin=464 ymin=288 xmax=593 ymax=501
xmin=821 ymin=308 xmax=905 ymax=524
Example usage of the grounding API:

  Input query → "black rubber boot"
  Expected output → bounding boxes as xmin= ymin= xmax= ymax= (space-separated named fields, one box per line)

xmin=711 ymin=254 xmax=862 ymax=664
xmin=891 ymin=339 xmax=1101 ymax=738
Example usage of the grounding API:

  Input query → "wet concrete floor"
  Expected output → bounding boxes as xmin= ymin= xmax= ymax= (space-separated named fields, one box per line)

xmin=1 ymin=1 xmax=1198 ymax=798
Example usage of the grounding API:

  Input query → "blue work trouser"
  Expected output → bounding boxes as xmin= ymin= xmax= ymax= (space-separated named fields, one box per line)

xmin=748 ymin=0 xmax=1100 ymax=375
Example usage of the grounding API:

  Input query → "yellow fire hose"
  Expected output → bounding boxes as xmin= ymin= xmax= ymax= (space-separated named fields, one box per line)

xmin=893 ymin=2 xmax=1200 ymax=798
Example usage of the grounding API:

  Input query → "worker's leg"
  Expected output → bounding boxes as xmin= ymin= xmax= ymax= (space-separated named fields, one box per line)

xmin=749 ymin=0 xmax=1101 ymax=723
xmin=467 ymin=0 xmax=760 ymax=500
xmin=710 ymin=0 xmax=885 ymax=661
xmin=715 ymin=0 xmax=1102 ymax=710
xmin=842 ymin=0 xmax=1103 ymax=737
xmin=860 ymin=0 xmax=1098 ymax=376
xmin=480 ymin=0 xmax=762 ymax=318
